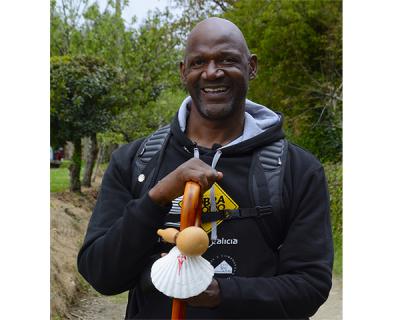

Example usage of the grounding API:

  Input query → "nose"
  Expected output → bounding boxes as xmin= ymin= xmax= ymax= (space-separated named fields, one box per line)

xmin=201 ymin=60 xmax=223 ymax=80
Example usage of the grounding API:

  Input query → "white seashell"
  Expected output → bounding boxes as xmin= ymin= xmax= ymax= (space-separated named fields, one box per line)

xmin=151 ymin=246 xmax=214 ymax=299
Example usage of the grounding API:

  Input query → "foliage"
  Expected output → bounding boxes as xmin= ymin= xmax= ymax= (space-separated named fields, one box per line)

xmin=50 ymin=55 xmax=121 ymax=146
xmin=105 ymin=11 xmax=183 ymax=141
xmin=50 ymin=0 xmax=89 ymax=56
xmin=70 ymin=1 xmax=132 ymax=65
xmin=51 ymin=2 xmax=184 ymax=143
xmin=128 ymin=12 xmax=182 ymax=103
xmin=167 ymin=0 xmax=342 ymax=160
xmin=51 ymin=54 xmax=123 ymax=191
xmin=97 ymin=131 xmax=126 ymax=147
xmin=224 ymin=0 xmax=342 ymax=161
xmin=170 ymin=0 xmax=232 ymax=41
xmin=51 ymin=0 xmax=342 ymax=160
xmin=324 ymin=162 xmax=342 ymax=275
xmin=121 ymin=11 xmax=184 ymax=139
xmin=112 ymin=88 xmax=187 ymax=142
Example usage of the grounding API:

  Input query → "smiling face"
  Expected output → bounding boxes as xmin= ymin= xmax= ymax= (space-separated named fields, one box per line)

xmin=180 ymin=18 xmax=257 ymax=121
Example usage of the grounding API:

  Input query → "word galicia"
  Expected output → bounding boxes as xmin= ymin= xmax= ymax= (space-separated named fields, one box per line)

xmin=211 ymin=237 xmax=239 ymax=245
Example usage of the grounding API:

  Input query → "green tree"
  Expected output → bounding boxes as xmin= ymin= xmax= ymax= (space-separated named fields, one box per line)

xmin=224 ymin=0 xmax=342 ymax=161
xmin=170 ymin=0 xmax=342 ymax=161
xmin=50 ymin=55 xmax=121 ymax=192
xmin=52 ymin=1 xmax=184 ymax=142
xmin=109 ymin=10 xmax=184 ymax=142
xmin=67 ymin=1 xmax=132 ymax=183
xmin=169 ymin=0 xmax=237 ymax=42
xmin=50 ymin=0 xmax=89 ymax=56
xmin=70 ymin=1 xmax=132 ymax=65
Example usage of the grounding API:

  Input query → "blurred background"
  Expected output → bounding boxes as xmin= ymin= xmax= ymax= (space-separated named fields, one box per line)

xmin=50 ymin=1 xmax=342 ymax=319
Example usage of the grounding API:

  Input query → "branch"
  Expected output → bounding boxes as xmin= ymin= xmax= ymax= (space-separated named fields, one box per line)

xmin=213 ymin=0 xmax=236 ymax=12
xmin=311 ymin=105 xmax=327 ymax=129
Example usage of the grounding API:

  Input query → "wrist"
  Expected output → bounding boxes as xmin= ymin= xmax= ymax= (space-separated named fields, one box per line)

xmin=148 ymin=183 xmax=170 ymax=207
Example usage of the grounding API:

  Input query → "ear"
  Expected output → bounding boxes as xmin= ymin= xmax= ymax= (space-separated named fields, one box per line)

xmin=180 ymin=61 xmax=187 ymax=85
xmin=248 ymin=54 xmax=258 ymax=80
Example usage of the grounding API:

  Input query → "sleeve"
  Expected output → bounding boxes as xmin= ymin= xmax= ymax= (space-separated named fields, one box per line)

xmin=216 ymin=164 xmax=334 ymax=319
xmin=77 ymin=143 xmax=172 ymax=295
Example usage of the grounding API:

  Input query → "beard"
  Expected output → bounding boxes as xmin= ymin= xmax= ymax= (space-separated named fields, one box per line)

xmin=189 ymin=86 xmax=246 ymax=121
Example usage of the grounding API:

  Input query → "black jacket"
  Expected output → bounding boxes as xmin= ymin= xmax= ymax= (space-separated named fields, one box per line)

xmin=77 ymin=111 xmax=333 ymax=319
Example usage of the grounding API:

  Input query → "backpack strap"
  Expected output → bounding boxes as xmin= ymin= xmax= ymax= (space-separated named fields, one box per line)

xmin=161 ymin=138 xmax=288 ymax=252
xmin=250 ymin=138 xmax=288 ymax=251
xmin=131 ymin=125 xmax=171 ymax=197
xmin=259 ymin=139 xmax=288 ymax=214
xmin=130 ymin=126 xmax=288 ymax=253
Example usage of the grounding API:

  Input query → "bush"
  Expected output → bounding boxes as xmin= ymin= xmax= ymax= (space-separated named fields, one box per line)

xmin=324 ymin=162 xmax=342 ymax=275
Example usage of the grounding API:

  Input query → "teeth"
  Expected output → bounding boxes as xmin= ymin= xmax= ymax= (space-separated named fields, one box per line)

xmin=203 ymin=87 xmax=228 ymax=93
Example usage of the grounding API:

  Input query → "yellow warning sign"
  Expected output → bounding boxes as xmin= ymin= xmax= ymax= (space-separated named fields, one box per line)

xmin=179 ymin=183 xmax=239 ymax=234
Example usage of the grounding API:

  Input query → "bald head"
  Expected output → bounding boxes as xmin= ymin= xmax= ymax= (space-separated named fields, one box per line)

xmin=179 ymin=17 xmax=258 ymax=124
xmin=185 ymin=17 xmax=250 ymax=60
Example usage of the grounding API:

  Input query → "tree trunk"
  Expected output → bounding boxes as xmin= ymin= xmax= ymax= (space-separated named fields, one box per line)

xmin=92 ymin=143 xmax=104 ymax=184
xmin=69 ymin=138 xmax=82 ymax=193
xmin=82 ymin=134 xmax=98 ymax=187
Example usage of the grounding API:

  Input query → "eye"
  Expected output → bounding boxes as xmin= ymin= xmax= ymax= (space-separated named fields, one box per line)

xmin=191 ymin=59 xmax=205 ymax=68
xmin=221 ymin=57 xmax=236 ymax=65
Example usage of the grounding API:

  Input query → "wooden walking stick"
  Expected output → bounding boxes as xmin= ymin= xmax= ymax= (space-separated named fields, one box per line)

xmin=152 ymin=181 xmax=212 ymax=319
xmin=171 ymin=181 xmax=202 ymax=320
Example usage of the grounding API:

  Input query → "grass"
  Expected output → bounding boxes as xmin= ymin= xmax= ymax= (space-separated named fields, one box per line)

xmin=50 ymin=161 xmax=109 ymax=193
xmin=50 ymin=160 xmax=82 ymax=193
xmin=50 ymin=166 xmax=73 ymax=193
xmin=110 ymin=291 xmax=129 ymax=304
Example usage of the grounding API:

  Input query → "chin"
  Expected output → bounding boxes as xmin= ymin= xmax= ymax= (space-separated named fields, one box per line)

xmin=200 ymin=103 xmax=235 ymax=120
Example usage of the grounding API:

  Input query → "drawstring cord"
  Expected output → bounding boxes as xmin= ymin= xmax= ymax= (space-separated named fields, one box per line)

xmin=209 ymin=149 xmax=222 ymax=240
xmin=192 ymin=144 xmax=222 ymax=241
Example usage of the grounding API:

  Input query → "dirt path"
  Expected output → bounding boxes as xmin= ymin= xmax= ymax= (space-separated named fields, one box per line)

xmin=67 ymin=276 xmax=341 ymax=320
xmin=311 ymin=275 xmax=342 ymax=320
xmin=67 ymin=290 xmax=127 ymax=320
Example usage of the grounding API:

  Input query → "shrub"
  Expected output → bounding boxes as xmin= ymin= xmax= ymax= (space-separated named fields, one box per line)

xmin=324 ymin=162 xmax=342 ymax=275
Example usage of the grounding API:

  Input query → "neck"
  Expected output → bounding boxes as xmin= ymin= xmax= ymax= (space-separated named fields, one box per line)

xmin=186 ymin=105 xmax=245 ymax=149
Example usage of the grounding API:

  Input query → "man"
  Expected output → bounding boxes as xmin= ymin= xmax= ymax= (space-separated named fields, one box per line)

xmin=78 ymin=17 xmax=333 ymax=319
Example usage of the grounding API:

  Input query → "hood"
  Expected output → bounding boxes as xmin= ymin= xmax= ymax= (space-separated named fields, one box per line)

xmin=171 ymin=96 xmax=285 ymax=241
xmin=171 ymin=96 xmax=285 ymax=155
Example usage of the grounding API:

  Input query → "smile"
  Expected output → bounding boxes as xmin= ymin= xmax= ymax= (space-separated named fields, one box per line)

xmin=202 ymin=87 xmax=229 ymax=94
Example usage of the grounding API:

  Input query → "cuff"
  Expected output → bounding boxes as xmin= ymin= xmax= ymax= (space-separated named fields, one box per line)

xmin=216 ymin=277 xmax=242 ymax=305
xmin=125 ymin=192 xmax=172 ymax=229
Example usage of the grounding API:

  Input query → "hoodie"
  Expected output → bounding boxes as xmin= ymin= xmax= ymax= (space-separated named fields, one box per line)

xmin=77 ymin=98 xmax=333 ymax=319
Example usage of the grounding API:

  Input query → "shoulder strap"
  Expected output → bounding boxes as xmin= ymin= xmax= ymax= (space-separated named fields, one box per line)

xmin=161 ymin=138 xmax=288 ymax=251
xmin=130 ymin=127 xmax=288 ymax=252
xmin=259 ymin=138 xmax=288 ymax=214
xmin=131 ymin=125 xmax=171 ymax=197
xmin=251 ymin=138 xmax=288 ymax=251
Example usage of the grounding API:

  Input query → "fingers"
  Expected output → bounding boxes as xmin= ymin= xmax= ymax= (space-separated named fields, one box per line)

xmin=183 ymin=279 xmax=221 ymax=308
xmin=149 ymin=158 xmax=223 ymax=206
xmin=181 ymin=159 xmax=222 ymax=192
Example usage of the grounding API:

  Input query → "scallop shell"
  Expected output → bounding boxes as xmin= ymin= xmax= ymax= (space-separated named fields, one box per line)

xmin=151 ymin=246 xmax=214 ymax=299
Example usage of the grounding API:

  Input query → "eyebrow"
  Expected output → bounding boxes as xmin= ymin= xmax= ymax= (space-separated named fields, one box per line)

xmin=186 ymin=50 xmax=243 ymax=61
